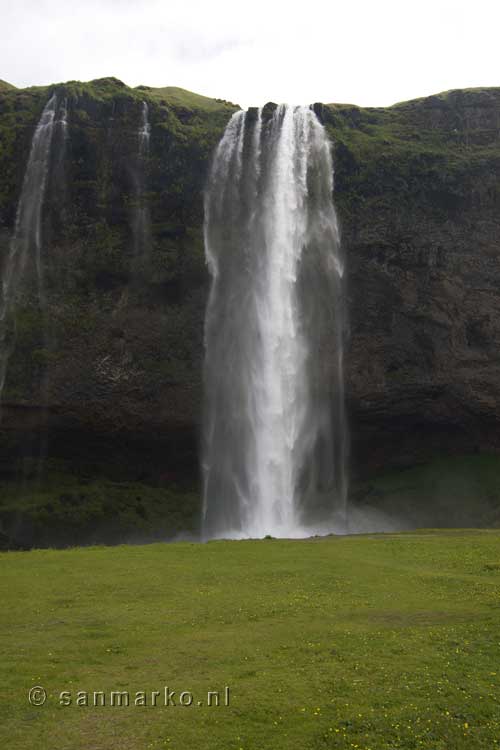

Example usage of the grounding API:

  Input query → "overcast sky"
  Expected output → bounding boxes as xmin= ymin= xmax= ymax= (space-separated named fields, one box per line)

xmin=2 ymin=0 xmax=500 ymax=109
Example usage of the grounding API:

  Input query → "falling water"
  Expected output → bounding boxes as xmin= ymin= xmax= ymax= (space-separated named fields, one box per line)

xmin=133 ymin=101 xmax=151 ymax=258
xmin=59 ymin=97 xmax=68 ymax=139
xmin=139 ymin=101 xmax=151 ymax=154
xmin=202 ymin=105 xmax=347 ymax=540
xmin=0 ymin=95 xmax=59 ymax=406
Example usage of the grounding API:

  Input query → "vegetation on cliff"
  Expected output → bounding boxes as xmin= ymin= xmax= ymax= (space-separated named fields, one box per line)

xmin=324 ymin=87 xmax=500 ymax=224
xmin=0 ymin=81 xmax=237 ymax=422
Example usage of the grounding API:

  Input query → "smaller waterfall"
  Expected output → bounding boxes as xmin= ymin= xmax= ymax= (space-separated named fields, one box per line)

xmin=133 ymin=101 xmax=152 ymax=260
xmin=58 ymin=97 xmax=68 ymax=140
xmin=50 ymin=96 xmax=70 ymax=218
xmin=0 ymin=95 xmax=58 ymax=406
xmin=139 ymin=101 xmax=151 ymax=155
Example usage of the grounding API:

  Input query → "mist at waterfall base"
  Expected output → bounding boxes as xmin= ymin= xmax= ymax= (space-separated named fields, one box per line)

xmin=202 ymin=105 xmax=348 ymax=541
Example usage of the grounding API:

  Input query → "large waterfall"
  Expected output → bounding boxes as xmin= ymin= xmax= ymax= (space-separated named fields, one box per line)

xmin=0 ymin=95 xmax=60 ymax=406
xmin=202 ymin=104 xmax=347 ymax=540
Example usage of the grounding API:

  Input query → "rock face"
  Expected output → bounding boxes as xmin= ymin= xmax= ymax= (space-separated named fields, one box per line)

xmin=1 ymin=80 xmax=500 ymax=488
xmin=0 ymin=78 xmax=237 ymax=483
xmin=322 ymin=90 xmax=500 ymax=473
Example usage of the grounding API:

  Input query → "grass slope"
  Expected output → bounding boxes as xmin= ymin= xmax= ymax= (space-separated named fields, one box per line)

xmin=137 ymin=84 xmax=238 ymax=112
xmin=0 ymin=76 xmax=237 ymax=113
xmin=0 ymin=79 xmax=16 ymax=91
xmin=1 ymin=531 xmax=500 ymax=748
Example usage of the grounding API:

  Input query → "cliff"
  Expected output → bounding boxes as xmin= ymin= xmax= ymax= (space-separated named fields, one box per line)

xmin=1 ymin=78 xmax=500 ymax=545
xmin=321 ymin=90 xmax=500 ymax=471
xmin=0 ymin=78 xmax=236 ymax=474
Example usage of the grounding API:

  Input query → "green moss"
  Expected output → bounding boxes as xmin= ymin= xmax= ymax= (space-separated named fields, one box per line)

xmin=0 ymin=463 xmax=199 ymax=549
xmin=324 ymin=90 xmax=500 ymax=226
xmin=351 ymin=453 xmax=500 ymax=529
xmin=390 ymin=85 xmax=500 ymax=108
xmin=0 ymin=79 xmax=16 ymax=91
xmin=136 ymin=84 xmax=238 ymax=112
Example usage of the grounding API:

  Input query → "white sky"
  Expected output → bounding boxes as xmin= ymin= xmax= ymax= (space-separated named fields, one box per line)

xmin=2 ymin=0 xmax=500 ymax=109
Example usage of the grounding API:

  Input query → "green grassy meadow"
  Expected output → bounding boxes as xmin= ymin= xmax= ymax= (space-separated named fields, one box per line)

xmin=1 ymin=531 xmax=500 ymax=749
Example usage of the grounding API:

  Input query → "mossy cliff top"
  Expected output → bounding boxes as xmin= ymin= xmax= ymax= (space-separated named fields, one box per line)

xmin=323 ymin=87 xmax=500 ymax=216
xmin=0 ymin=75 xmax=237 ymax=110
xmin=0 ymin=79 xmax=16 ymax=91
xmin=0 ymin=76 xmax=239 ymax=225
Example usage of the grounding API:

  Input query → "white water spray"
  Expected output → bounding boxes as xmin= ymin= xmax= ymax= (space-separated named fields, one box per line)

xmin=203 ymin=105 xmax=346 ymax=539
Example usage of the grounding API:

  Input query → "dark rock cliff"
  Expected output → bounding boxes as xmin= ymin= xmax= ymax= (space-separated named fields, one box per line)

xmin=1 ymin=79 xmax=500 ymax=545
xmin=0 ymin=78 xmax=237 ymax=486
xmin=322 ymin=90 xmax=500 ymax=473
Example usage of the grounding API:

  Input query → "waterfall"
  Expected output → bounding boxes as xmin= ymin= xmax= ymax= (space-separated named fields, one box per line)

xmin=0 ymin=95 xmax=59 ymax=406
xmin=59 ymin=97 xmax=68 ymax=139
xmin=202 ymin=104 xmax=347 ymax=540
xmin=139 ymin=101 xmax=151 ymax=155
xmin=133 ymin=101 xmax=151 ymax=259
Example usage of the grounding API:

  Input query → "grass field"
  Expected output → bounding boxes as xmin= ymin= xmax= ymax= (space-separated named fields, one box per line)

xmin=1 ymin=531 xmax=500 ymax=749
